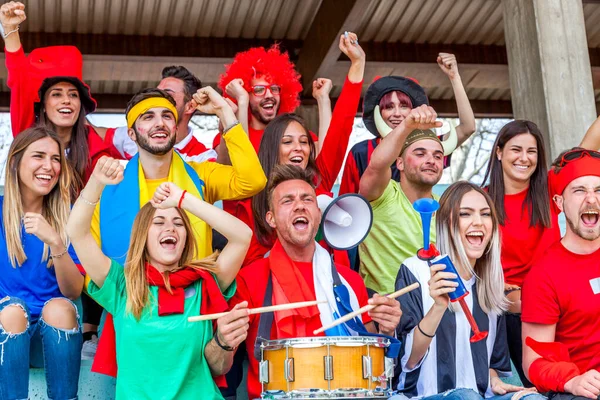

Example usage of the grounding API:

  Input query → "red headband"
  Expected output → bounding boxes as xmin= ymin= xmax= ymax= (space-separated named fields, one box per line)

xmin=548 ymin=155 xmax=600 ymax=213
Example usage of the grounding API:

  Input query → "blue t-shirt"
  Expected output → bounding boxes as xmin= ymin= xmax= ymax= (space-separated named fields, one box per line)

xmin=0 ymin=196 xmax=79 ymax=321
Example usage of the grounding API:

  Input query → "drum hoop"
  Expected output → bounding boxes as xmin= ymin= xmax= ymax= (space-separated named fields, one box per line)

xmin=260 ymin=335 xmax=390 ymax=350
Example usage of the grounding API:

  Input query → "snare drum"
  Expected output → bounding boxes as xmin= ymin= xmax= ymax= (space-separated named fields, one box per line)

xmin=259 ymin=336 xmax=393 ymax=399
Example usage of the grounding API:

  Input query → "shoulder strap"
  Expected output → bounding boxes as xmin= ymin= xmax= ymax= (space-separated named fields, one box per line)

xmin=254 ymin=273 xmax=274 ymax=360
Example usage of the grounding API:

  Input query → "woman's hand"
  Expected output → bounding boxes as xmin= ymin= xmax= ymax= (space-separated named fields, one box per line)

xmin=339 ymin=31 xmax=365 ymax=64
xmin=0 ymin=1 xmax=26 ymax=30
xmin=215 ymin=301 xmax=250 ymax=350
xmin=91 ymin=156 xmax=124 ymax=186
xmin=428 ymin=264 xmax=458 ymax=309
xmin=490 ymin=375 xmax=525 ymax=395
xmin=437 ymin=52 xmax=459 ymax=81
xmin=23 ymin=213 xmax=61 ymax=247
xmin=150 ymin=182 xmax=185 ymax=209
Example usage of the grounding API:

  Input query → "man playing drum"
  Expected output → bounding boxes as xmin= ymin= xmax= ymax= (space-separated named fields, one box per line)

xmin=230 ymin=164 xmax=403 ymax=399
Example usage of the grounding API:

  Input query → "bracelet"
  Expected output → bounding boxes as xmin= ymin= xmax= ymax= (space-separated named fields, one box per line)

xmin=79 ymin=194 xmax=99 ymax=206
xmin=213 ymin=331 xmax=235 ymax=352
xmin=178 ymin=190 xmax=187 ymax=208
xmin=222 ymin=120 xmax=239 ymax=135
xmin=50 ymin=247 xmax=68 ymax=259
xmin=2 ymin=26 xmax=18 ymax=39
xmin=417 ymin=323 xmax=435 ymax=338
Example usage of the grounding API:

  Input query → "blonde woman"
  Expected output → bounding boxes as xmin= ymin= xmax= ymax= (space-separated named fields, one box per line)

xmin=393 ymin=182 xmax=544 ymax=400
xmin=66 ymin=157 xmax=252 ymax=399
xmin=0 ymin=126 xmax=84 ymax=399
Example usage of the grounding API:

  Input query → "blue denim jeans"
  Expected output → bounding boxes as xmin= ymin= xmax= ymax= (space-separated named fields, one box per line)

xmin=0 ymin=296 xmax=82 ymax=400
xmin=390 ymin=388 xmax=547 ymax=400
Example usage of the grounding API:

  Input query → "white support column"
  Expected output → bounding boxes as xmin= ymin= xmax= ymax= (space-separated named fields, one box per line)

xmin=502 ymin=0 xmax=596 ymax=161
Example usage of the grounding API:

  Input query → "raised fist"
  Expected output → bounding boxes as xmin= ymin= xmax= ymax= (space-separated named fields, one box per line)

xmin=92 ymin=156 xmax=124 ymax=186
xmin=0 ymin=1 xmax=26 ymax=29
xmin=312 ymin=78 xmax=333 ymax=101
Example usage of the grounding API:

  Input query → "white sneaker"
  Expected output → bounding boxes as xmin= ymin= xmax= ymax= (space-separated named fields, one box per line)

xmin=81 ymin=334 xmax=98 ymax=360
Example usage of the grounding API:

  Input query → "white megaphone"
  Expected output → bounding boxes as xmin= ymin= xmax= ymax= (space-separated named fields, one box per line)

xmin=317 ymin=194 xmax=373 ymax=250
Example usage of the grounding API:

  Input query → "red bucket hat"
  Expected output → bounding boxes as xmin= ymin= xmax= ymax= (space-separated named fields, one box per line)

xmin=24 ymin=46 xmax=96 ymax=116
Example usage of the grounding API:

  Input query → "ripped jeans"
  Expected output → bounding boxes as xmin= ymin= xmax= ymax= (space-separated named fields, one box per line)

xmin=0 ymin=296 xmax=82 ymax=400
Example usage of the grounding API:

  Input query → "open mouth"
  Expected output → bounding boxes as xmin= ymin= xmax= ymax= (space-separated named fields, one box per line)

xmin=465 ymin=231 xmax=484 ymax=246
xmin=159 ymin=236 xmax=178 ymax=250
xmin=58 ymin=108 xmax=73 ymax=115
xmin=261 ymin=100 xmax=276 ymax=114
xmin=388 ymin=119 xmax=403 ymax=127
xmin=422 ymin=168 xmax=438 ymax=174
xmin=150 ymin=131 xmax=169 ymax=140
xmin=581 ymin=210 xmax=600 ymax=227
xmin=35 ymin=173 xmax=54 ymax=183
xmin=292 ymin=216 xmax=309 ymax=231
xmin=514 ymin=164 xmax=530 ymax=171
xmin=289 ymin=156 xmax=304 ymax=165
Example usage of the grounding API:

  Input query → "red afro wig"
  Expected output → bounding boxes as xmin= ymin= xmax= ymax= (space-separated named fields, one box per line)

xmin=219 ymin=45 xmax=302 ymax=114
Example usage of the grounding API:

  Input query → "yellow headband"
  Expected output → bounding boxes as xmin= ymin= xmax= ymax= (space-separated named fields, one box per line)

xmin=126 ymin=97 xmax=178 ymax=128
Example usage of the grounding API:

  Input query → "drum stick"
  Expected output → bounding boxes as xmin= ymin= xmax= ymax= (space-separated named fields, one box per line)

xmin=187 ymin=300 xmax=327 ymax=322
xmin=313 ymin=282 xmax=420 ymax=335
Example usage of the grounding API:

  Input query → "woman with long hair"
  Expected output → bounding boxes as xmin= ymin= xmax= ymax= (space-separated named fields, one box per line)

xmin=66 ymin=157 xmax=252 ymax=399
xmin=0 ymin=126 xmax=84 ymax=399
xmin=481 ymin=120 xmax=594 ymax=385
xmin=1 ymin=2 xmax=111 ymax=200
xmin=394 ymin=181 xmax=543 ymax=400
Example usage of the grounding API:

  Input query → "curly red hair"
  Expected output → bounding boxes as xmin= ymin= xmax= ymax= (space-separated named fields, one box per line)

xmin=219 ymin=45 xmax=302 ymax=114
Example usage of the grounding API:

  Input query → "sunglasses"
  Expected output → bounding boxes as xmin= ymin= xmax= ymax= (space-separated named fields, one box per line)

xmin=251 ymin=84 xmax=281 ymax=96
xmin=559 ymin=149 xmax=600 ymax=167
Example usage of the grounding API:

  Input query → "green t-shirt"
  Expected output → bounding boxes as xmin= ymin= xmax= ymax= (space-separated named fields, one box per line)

xmin=88 ymin=259 xmax=235 ymax=400
xmin=359 ymin=180 xmax=438 ymax=294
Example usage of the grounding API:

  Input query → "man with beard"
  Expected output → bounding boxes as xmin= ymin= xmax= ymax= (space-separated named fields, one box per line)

xmin=216 ymin=44 xmax=331 ymax=157
xmin=92 ymin=66 xmax=218 ymax=163
xmin=230 ymin=164 xmax=402 ymax=400
xmin=83 ymin=87 xmax=266 ymax=378
xmin=358 ymin=105 xmax=445 ymax=294
xmin=521 ymin=149 xmax=600 ymax=399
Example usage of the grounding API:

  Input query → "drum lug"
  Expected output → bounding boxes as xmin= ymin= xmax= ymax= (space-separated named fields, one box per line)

xmin=259 ymin=360 xmax=269 ymax=384
xmin=385 ymin=357 xmax=395 ymax=378
xmin=284 ymin=357 xmax=295 ymax=382
xmin=324 ymin=355 xmax=333 ymax=381
xmin=362 ymin=355 xmax=372 ymax=379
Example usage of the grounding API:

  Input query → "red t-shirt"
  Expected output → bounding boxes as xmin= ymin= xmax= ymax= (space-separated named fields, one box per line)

xmin=500 ymin=188 xmax=561 ymax=286
xmin=230 ymin=258 xmax=371 ymax=400
xmin=522 ymin=241 xmax=600 ymax=373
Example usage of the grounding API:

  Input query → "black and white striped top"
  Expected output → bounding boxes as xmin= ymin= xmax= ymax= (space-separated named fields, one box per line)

xmin=394 ymin=256 xmax=511 ymax=398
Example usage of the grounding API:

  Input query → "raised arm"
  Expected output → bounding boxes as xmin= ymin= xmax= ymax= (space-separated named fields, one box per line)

xmin=359 ymin=105 xmax=441 ymax=201
xmin=224 ymin=79 xmax=249 ymax=136
xmin=66 ymin=157 xmax=124 ymax=288
xmin=437 ymin=53 xmax=476 ymax=146
xmin=151 ymin=182 xmax=252 ymax=291
xmin=193 ymin=86 xmax=267 ymax=202
xmin=0 ymin=1 xmax=24 ymax=52
xmin=314 ymin=32 xmax=365 ymax=192
xmin=580 ymin=115 xmax=600 ymax=150
xmin=312 ymin=78 xmax=333 ymax=155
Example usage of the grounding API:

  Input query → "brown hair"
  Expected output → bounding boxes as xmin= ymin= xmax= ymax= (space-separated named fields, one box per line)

xmin=38 ymin=102 xmax=88 ymax=200
xmin=481 ymin=120 xmax=551 ymax=228
xmin=266 ymin=164 xmax=316 ymax=211
xmin=252 ymin=114 xmax=319 ymax=246
xmin=124 ymin=203 xmax=218 ymax=319
xmin=3 ymin=126 xmax=72 ymax=267
xmin=436 ymin=181 xmax=507 ymax=314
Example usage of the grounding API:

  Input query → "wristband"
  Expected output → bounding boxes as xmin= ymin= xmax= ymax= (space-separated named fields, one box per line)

xmin=213 ymin=331 xmax=235 ymax=352
xmin=50 ymin=247 xmax=68 ymax=259
xmin=178 ymin=190 xmax=187 ymax=208
xmin=417 ymin=323 xmax=435 ymax=338
xmin=222 ymin=121 xmax=239 ymax=135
